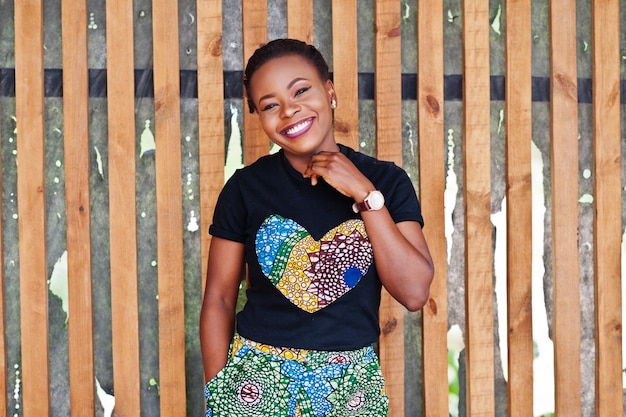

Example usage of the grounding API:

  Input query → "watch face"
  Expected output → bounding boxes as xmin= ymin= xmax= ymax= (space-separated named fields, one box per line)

xmin=368 ymin=191 xmax=385 ymax=210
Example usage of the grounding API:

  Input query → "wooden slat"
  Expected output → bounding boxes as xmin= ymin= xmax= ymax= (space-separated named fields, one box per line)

xmin=549 ymin=1 xmax=581 ymax=415
xmin=61 ymin=1 xmax=95 ymax=415
xmin=9 ymin=2 xmax=622 ymax=416
xmin=373 ymin=1 xmax=404 ymax=415
xmin=197 ymin=0 xmax=225 ymax=293
xmin=242 ymin=2 xmax=268 ymax=165
xmin=462 ymin=1 xmax=494 ymax=416
xmin=105 ymin=0 xmax=141 ymax=414
xmin=331 ymin=0 xmax=359 ymax=151
xmin=374 ymin=0 xmax=402 ymax=165
xmin=417 ymin=1 xmax=448 ymax=416
xmin=287 ymin=0 xmax=313 ymax=44
xmin=14 ymin=1 xmax=50 ymax=415
xmin=504 ymin=1 xmax=534 ymax=416
xmin=152 ymin=1 xmax=187 ymax=414
xmin=0 ymin=56 xmax=7 ymax=417
xmin=591 ymin=1 xmax=623 ymax=416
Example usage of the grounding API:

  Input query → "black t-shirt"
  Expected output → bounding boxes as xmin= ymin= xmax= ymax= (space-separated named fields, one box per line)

xmin=209 ymin=144 xmax=423 ymax=350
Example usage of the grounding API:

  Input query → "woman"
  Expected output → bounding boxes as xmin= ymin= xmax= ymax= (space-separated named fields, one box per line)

xmin=200 ymin=38 xmax=434 ymax=417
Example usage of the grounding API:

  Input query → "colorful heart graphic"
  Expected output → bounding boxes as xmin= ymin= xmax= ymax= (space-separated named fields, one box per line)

xmin=256 ymin=215 xmax=373 ymax=313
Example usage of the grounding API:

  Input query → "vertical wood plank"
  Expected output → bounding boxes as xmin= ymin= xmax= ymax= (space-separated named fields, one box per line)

xmin=287 ymin=0 xmax=313 ymax=44
xmin=374 ymin=0 xmax=402 ymax=164
xmin=152 ymin=1 xmax=187 ymax=414
xmin=374 ymin=1 xmax=404 ymax=415
xmin=462 ymin=1 xmax=494 ymax=416
xmin=61 ymin=1 xmax=96 ymax=415
xmin=549 ymin=1 xmax=581 ymax=415
xmin=591 ymin=1 xmax=623 ymax=416
xmin=242 ymin=2 xmax=268 ymax=165
xmin=331 ymin=0 xmax=359 ymax=151
xmin=105 ymin=0 xmax=141 ymax=414
xmin=504 ymin=1 xmax=534 ymax=416
xmin=197 ymin=0 xmax=225 ymax=293
xmin=417 ymin=1 xmax=449 ymax=416
xmin=0 ymin=60 xmax=7 ymax=417
xmin=14 ymin=1 xmax=50 ymax=415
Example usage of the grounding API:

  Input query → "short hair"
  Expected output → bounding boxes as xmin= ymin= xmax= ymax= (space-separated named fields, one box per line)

xmin=243 ymin=38 xmax=330 ymax=113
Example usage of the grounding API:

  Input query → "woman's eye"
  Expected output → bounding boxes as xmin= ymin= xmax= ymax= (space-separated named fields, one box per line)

xmin=295 ymin=87 xmax=310 ymax=96
xmin=261 ymin=103 xmax=277 ymax=111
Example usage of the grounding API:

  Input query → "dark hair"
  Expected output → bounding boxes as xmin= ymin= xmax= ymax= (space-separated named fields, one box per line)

xmin=243 ymin=38 xmax=330 ymax=113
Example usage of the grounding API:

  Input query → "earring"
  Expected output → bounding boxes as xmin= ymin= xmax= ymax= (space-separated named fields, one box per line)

xmin=331 ymin=99 xmax=337 ymax=109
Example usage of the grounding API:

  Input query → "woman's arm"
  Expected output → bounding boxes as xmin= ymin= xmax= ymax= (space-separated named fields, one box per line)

xmin=360 ymin=211 xmax=434 ymax=311
xmin=304 ymin=151 xmax=434 ymax=311
xmin=199 ymin=237 xmax=246 ymax=382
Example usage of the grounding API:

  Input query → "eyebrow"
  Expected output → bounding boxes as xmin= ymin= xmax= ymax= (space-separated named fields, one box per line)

xmin=257 ymin=77 xmax=309 ymax=104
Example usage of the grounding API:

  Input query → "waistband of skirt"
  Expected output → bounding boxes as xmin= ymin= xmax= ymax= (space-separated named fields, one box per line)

xmin=232 ymin=333 xmax=375 ymax=363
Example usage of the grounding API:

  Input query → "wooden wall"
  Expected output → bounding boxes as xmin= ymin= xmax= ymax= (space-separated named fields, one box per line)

xmin=0 ymin=0 xmax=623 ymax=416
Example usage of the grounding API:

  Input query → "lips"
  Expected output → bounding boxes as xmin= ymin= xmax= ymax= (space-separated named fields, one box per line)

xmin=280 ymin=117 xmax=314 ymax=138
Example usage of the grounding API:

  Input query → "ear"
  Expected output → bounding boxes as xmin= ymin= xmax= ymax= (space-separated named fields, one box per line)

xmin=325 ymin=79 xmax=336 ymax=102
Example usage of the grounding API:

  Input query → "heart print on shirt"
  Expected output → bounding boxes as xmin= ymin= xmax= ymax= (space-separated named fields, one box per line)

xmin=255 ymin=214 xmax=373 ymax=313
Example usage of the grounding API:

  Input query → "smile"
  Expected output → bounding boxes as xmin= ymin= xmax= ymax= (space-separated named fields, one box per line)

xmin=281 ymin=118 xmax=314 ymax=138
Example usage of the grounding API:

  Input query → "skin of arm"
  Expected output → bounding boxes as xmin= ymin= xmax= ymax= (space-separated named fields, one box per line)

xmin=304 ymin=151 xmax=434 ymax=311
xmin=199 ymin=237 xmax=246 ymax=383
xmin=360 ymin=213 xmax=433 ymax=311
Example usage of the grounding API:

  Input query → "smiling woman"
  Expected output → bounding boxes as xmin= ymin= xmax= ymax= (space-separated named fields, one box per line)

xmin=199 ymin=38 xmax=434 ymax=417
xmin=247 ymin=53 xmax=338 ymax=174
xmin=2 ymin=0 xmax=622 ymax=415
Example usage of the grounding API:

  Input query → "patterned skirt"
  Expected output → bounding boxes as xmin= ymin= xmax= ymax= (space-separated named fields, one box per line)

xmin=204 ymin=334 xmax=389 ymax=417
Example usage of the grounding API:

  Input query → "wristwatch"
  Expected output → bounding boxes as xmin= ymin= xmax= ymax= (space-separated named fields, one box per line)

xmin=352 ymin=190 xmax=385 ymax=213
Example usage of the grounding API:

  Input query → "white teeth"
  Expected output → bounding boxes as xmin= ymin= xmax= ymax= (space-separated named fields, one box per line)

xmin=285 ymin=119 xmax=311 ymax=135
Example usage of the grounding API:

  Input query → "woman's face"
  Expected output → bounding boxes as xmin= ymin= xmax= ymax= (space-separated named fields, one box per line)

xmin=248 ymin=54 xmax=337 ymax=168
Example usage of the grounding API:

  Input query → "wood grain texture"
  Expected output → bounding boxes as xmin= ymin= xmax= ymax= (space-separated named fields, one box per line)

xmin=7 ymin=2 xmax=619 ymax=416
xmin=105 ymin=0 xmax=141 ymax=414
xmin=331 ymin=0 xmax=359 ymax=151
xmin=374 ymin=1 xmax=404 ymax=415
xmin=197 ymin=0 xmax=226 ymax=293
xmin=242 ymin=2 xmax=268 ymax=165
xmin=591 ymin=1 xmax=623 ymax=416
xmin=152 ymin=1 xmax=187 ymax=414
xmin=504 ymin=1 xmax=534 ymax=416
xmin=374 ymin=0 xmax=402 ymax=165
xmin=417 ymin=1 xmax=449 ymax=416
xmin=287 ymin=0 xmax=314 ymax=44
xmin=549 ymin=1 xmax=581 ymax=415
xmin=462 ymin=1 xmax=495 ymax=415
xmin=61 ymin=0 xmax=96 ymax=415
xmin=14 ymin=1 xmax=50 ymax=415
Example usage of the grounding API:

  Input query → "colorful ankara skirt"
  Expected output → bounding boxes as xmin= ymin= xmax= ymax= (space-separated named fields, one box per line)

xmin=204 ymin=334 xmax=389 ymax=417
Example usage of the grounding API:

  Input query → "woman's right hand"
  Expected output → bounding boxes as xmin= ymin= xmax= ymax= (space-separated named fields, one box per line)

xmin=303 ymin=151 xmax=375 ymax=203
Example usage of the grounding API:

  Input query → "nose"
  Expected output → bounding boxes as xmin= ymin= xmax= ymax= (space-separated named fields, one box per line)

xmin=280 ymin=101 xmax=300 ymax=118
